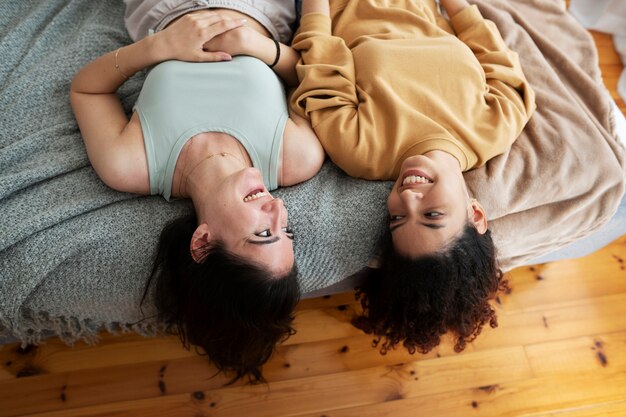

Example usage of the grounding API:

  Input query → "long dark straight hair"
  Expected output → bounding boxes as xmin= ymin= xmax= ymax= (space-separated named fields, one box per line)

xmin=142 ymin=214 xmax=300 ymax=384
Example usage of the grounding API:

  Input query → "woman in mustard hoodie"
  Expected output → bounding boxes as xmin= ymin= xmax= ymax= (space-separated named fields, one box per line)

xmin=291 ymin=0 xmax=536 ymax=354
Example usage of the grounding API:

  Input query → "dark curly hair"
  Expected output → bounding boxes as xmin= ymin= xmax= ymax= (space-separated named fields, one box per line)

xmin=142 ymin=214 xmax=300 ymax=384
xmin=352 ymin=224 xmax=506 ymax=354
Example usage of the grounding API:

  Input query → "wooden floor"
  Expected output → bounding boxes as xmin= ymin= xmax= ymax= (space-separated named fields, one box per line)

xmin=2 ymin=13 xmax=626 ymax=417
xmin=595 ymin=30 xmax=626 ymax=115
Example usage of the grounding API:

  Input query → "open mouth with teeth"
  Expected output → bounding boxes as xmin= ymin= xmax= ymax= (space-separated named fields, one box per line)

xmin=243 ymin=188 xmax=268 ymax=202
xmin=401 ymin=169 xmax=434 ymax=186
xmin=402 ymin=175 xmax=433 ymax=185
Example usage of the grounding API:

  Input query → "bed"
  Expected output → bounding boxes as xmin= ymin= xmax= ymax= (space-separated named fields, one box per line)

xmin=1 ymin=0 xmax=625 ymax=345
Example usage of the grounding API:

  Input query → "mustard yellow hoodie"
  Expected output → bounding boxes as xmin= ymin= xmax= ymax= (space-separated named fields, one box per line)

xmin=290 ymin=0 xmax=536 ymax=179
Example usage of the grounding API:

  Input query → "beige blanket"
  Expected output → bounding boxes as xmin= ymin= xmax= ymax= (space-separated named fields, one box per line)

xmin=466 ymin=0 xmax=626 ymax=270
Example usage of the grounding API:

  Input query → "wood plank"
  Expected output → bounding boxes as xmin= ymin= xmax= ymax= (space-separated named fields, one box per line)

xmin=23 ymin=368 xmax=626 ymax=417
xmin=493 ymin=236 xmax=626 ymax=315
xmin=0 ymin=335 xmax=193 ymax=381
xmin=0 ymin=357 xmax=225 ymax=417
xmin=21 ymin=346 xmax=532 ymax=417
xmin=291 ymin=371 xmax=626 ymax=417
xmin=525 ymin=332 xmax=626 ymax=378
xmin=588 ymin=24 xmax=625 ymax=114
xmin=287 ymin=305 xmax=363 ymax=345
xmin=500 ymin=246 xmax=626 ymax=314
xmin=267 ymin=333 xmax=456 ymax=379
xmin=474 ymin=292 xmax=626 ymax=350
xmin=544 ymin=400 xmax=626 ymax=417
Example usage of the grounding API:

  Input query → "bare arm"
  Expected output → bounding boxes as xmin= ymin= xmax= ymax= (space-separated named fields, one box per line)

xmin=70 ymin=13 xmax=245 ymax=193
xmin=280 ymin=106 xmax=325 ymax=186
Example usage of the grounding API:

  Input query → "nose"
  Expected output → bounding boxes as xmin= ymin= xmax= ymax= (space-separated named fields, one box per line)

xmin=261 ymin=198 xmax=286 ymax=229
xmin=399 ymin=189 xmax=423 ymax=210
xmin=261 ymin=197 xmax=284 ymax=213
xmin=401 ymin=189 xmax=424 ymax=200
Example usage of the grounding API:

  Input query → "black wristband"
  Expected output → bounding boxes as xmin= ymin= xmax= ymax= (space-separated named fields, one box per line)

xmin=269 ymin=39 xmax=281 ymax=68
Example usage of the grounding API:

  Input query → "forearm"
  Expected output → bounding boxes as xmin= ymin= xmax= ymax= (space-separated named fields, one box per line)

xmin=250 ymin=35 xmax=299 ymax=87
xmin=72 ymin=12 xmax=244 ymax=94
xmin=301 ymin=0 xmax=330 ymax=16
xmin=439 ymin=0 xmax=470 ymax=18
xmin=70 ymin=36 xmax=162 ymax=95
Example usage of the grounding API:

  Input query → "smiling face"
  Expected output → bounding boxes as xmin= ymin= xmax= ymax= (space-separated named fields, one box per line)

xmin=191 ymin=167 xmax=294 ymax=276
xmin=387 ymin=152 xmax=487 ymax=258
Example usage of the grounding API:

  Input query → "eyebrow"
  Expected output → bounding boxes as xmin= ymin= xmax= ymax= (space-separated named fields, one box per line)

xmin=248 ymin=236 xmax=281 ymax=245
xmin=390 ymin=222 xmax=446 ymax=232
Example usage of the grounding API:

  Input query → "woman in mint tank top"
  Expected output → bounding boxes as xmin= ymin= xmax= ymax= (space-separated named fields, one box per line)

xmin=69 ymin=1 xmax=324 ymax=384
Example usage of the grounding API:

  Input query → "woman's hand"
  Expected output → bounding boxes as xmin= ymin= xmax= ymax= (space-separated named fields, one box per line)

xmin=155 ymin=11 xmax=247 ymax=62
xmin=203 ymin=26 xmax=300 ymax=87
xmin=201 ymin=25 xmax=255 ymax=58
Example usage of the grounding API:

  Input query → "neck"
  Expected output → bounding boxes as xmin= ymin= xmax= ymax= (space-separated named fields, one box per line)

xmin=186 ymin=155 xmax=246 ymax=201
xmin=178 ymin=133 xmax=251 ymax=207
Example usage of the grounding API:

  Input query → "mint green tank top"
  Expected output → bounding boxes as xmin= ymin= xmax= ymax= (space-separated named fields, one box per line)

xmin=133 ymin=57 xmax=288 ymax=201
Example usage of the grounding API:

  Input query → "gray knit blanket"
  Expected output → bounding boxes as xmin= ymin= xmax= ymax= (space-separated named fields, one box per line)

xmin=1 ymin=0 xmax=624 ymax=345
